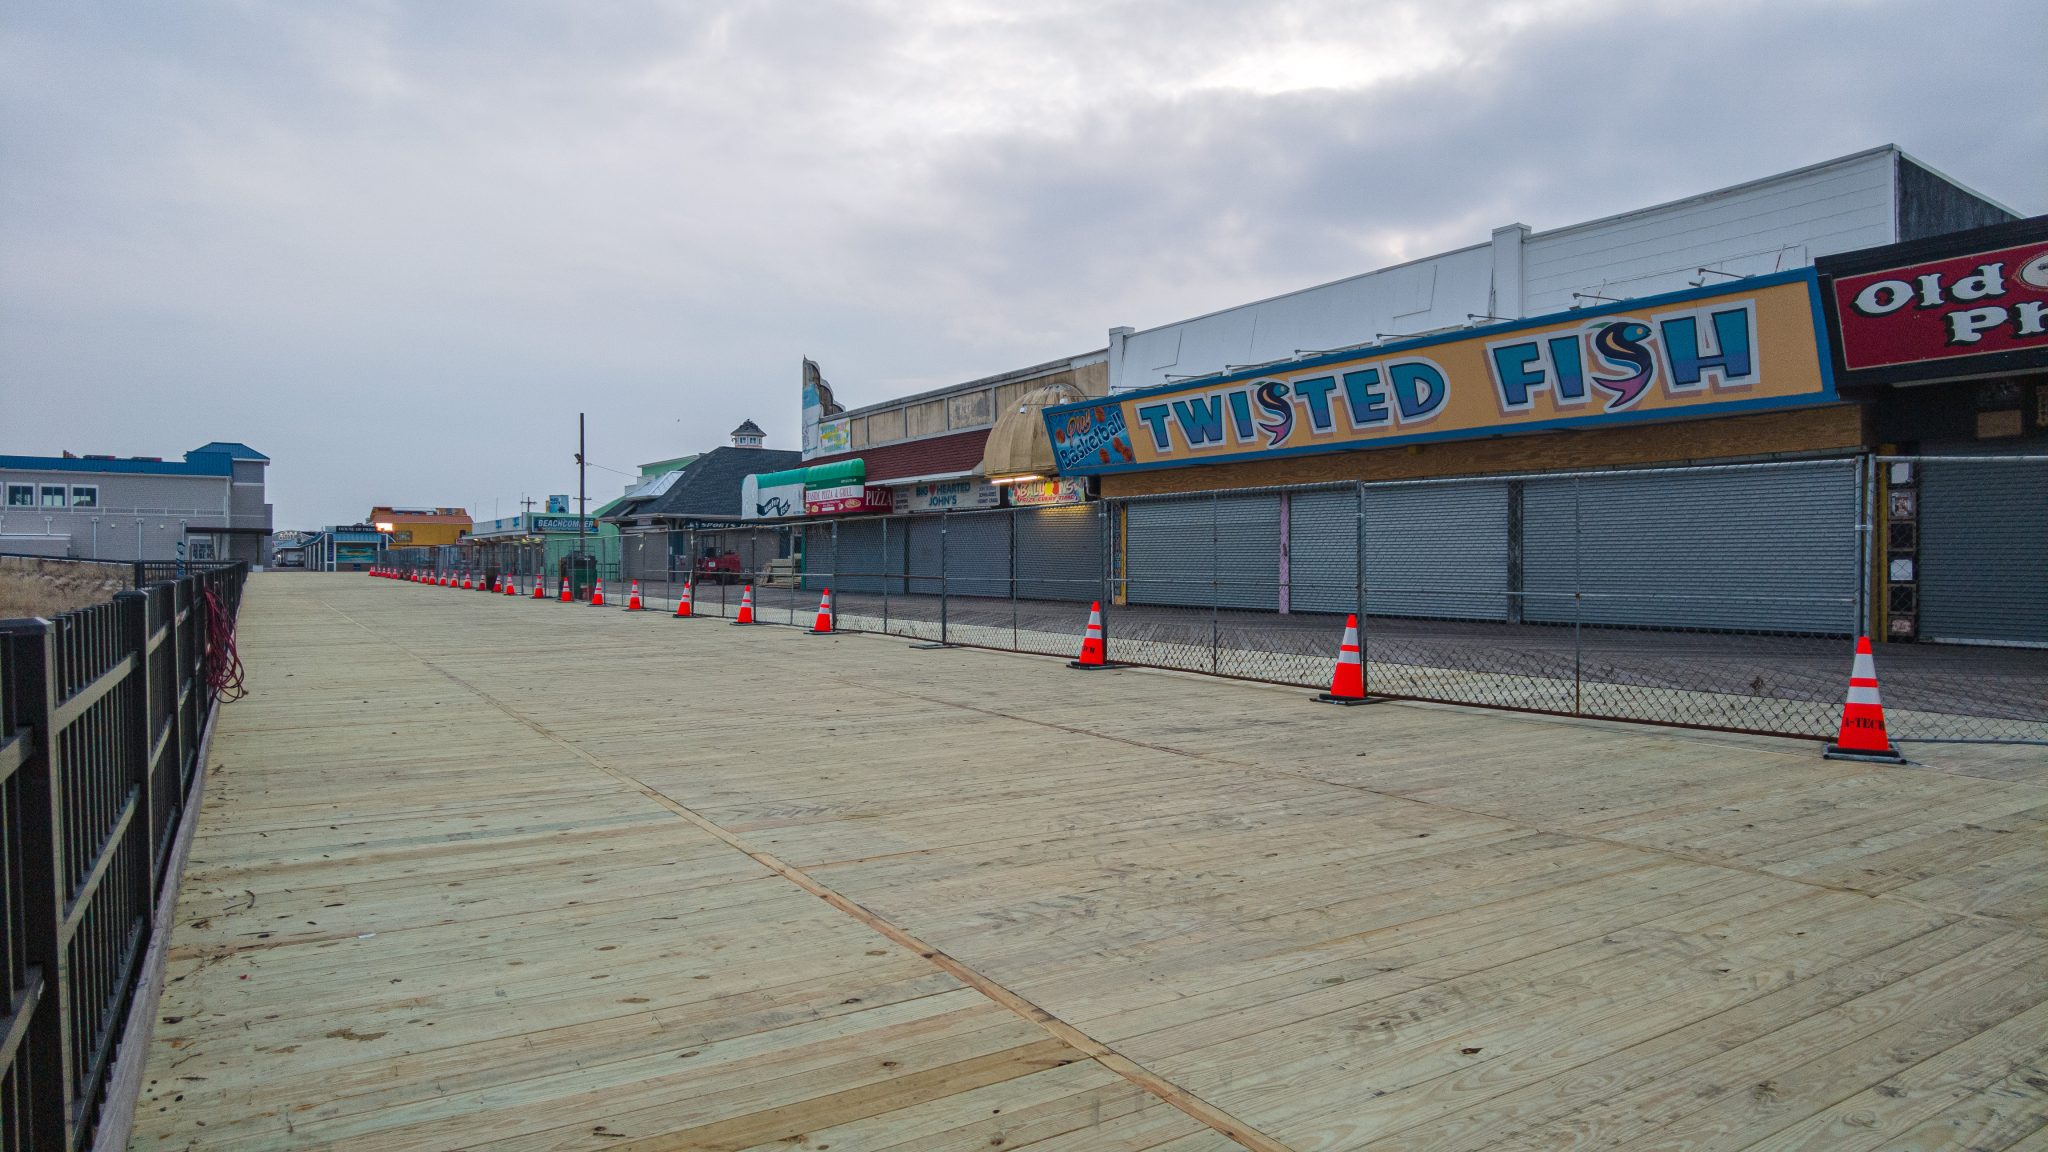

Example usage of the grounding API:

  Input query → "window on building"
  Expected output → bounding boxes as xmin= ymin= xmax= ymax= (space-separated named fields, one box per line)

xmin=848 ymin=416 xmax=868 ymax=449
xmin=906 ymin=400 xmax=946 ymax=439
xmin=6 ymin=483 xmax=32 ymax=507
xmin=188 ymin=536 xmax=217 ymax=561
xmin=868 ymin=408 xmax=906 ymax=443
xmin=948 ymin=389 xmax=993 ymax=429
xmin=69 ymin=485 xmax=98 ymax=508
xmin=40 ymin=485 xmax=67 ymax=507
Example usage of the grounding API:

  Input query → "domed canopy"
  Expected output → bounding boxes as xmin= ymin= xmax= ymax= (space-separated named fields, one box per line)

xmin=978 ymin=380 xmax=1088 ymax=479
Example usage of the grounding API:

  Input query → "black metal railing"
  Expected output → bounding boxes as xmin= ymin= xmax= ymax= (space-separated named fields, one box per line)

xmin=1 ymin=561 xmax=247 ymax=1151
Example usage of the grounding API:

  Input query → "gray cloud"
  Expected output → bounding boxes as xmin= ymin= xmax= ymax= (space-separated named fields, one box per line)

xmin=3 ymin=0 xmax=2040 ymax=526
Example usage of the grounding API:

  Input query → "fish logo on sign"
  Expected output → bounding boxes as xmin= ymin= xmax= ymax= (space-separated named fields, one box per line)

xmin=1590 ymin=321 xmax=1657 ymax=411
xmin=1253 ymin=381 xmax=1294 ymax=446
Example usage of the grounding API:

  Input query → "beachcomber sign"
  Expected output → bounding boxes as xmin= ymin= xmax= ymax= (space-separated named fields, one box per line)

xmin=1044 ymin=272 xmax=1836 ymax=476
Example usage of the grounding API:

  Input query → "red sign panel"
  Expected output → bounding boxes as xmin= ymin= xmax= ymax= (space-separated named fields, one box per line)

xmin=803 ymin=484 xmax=891 ymax=515
xmin=1831 ymin=239 xmax=2048 ymax=371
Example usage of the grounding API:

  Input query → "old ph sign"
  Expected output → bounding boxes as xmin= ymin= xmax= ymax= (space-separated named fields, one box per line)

xmin=1043 ymin=270 xmax=1837 ymax=477
xmin=1819 ymin=216 xmax=2048 ymax=386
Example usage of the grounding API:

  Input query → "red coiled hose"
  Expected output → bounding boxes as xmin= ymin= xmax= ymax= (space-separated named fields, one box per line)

xmin=202 ymin=584 xmax=247 ymax=703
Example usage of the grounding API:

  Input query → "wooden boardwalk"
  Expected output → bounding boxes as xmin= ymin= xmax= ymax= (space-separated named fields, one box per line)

xmin=132 ymin=574 xmax=2048 ymax=1151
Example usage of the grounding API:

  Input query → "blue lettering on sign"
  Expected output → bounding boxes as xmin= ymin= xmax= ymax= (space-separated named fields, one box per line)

xmin=1490 ymin=343 xmax=1547 ymax=411
xmin=1292 ymin=376 xmax=1338 ymax=433
xmin=1660 ymin=304 xmax=1755 ymax=391
xmin=1548 ymin=335 xmax=1587 ymax=402
xmin=1341 ymin=368 xmax=1389 ymax=428
xmin=1135 ymin=404 xmax=1173 ymax=452
xmin=1227 ymin=391 xmax=1256 ymax=441
xmin=1389 ymin=360 xmax=1447 ymax=422
xmin=1171 ymin=395 xmax=1228 ymax=445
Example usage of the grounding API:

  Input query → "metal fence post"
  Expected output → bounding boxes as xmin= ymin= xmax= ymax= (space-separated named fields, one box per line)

xmin=1572 ymin=474 xmax=1583 ymax=716
xmin=1856 ymin=453 xmax=1873 ymax=640
xmin=5 ymin=622 xmax=76 ymax=1150
xmin=882 ymin=516 xmax=891 ymax=634
xmin=1210 ymin=491 xmax=1221 ymax=675
xmin=1098 ymin=500 xmax=1112 ymax=658
xmin=117 ymin=590 xmax=159 ymax=903
xmin=1355 ymin=481 xmax=1368 ymax=684
xmin=910 ymin=512 xmax=953 ymax=649
xmin=1009 ymin=507 xmax=1019 ymax=650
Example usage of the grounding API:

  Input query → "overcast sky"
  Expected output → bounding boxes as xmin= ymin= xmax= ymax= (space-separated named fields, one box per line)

xmin=3 ymin=1 xmax=2041 ymax=528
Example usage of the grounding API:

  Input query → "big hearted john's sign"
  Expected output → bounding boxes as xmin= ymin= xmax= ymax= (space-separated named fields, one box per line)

xmin=1044 ymin=271 xmax=1837 ymax=476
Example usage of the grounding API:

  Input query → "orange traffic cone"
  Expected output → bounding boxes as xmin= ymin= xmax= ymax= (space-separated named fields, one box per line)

xmin=1314 ymin=614 xmax=1380 ymax=706
xmin=674 ymin=581 xmax=694 ymax=619
xmin=1824 ymin=637 xmax=1904 ymax=763
xmin=805 ymin=589 xmax=835 ymax=635
xmin=590 ymin=579 xmax=606 ymax=607
xmin=1068 ymin=602 xmax=1110 ymax=669
xmin=505 ymin=574 xmax=517 ymax=596
xmin=533 ymin=575 xmax=547 ymax=599
xmin=559 ymin=576 xmax=573 ymax=603
xmin=625 ymin=579 xmax=644 ymax=611
xmin=731 ymin=584 xmax=756 ymax=626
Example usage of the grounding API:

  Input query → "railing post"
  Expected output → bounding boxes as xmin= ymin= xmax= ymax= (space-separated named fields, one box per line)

xmin=117 ymin=590 xmax=159 ymax=901
xmin=4 ymin=622 xmax=76 ymax=1150
xmin=1097 ymin=500 xmax=1112 ymax=657
xmin=1355 ymin=481 xmax=1368 ymax=684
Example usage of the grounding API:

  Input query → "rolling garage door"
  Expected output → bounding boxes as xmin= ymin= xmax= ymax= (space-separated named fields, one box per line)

xmin=1015 ymin=505 xmax=1101 ymax=602
xmin=832 ymin=518 xmax=888 ymax=593
xmin=1125 ymin=494 xmax=1280 ymax=610
xmin=944 ymin=511 xmax=1012 ymax=599
xmin=1917 ymin=457 xmax=2048 ymax=645
xmin=1286 ymin=489 xmax=1359 ymax=615
xmin=1360 ymin=480 xmax=1510 ymax=620
xmin=1523 ymin=460 xmax=1858 ymax=633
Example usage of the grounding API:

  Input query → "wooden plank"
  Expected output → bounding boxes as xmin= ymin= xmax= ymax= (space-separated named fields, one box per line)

xmin=129 ymin=575 xmax=2048 ymax=1152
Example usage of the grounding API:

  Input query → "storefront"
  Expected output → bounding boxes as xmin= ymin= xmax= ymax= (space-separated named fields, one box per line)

xmin=1045 ymin=271 xmax=1878 ymax=632
xmin=1818 ymin=215 xmax=2048 ymax=647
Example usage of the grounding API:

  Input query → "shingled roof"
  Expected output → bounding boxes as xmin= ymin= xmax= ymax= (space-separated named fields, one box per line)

xmin=606 ymin=446 xmax=802 ymax=523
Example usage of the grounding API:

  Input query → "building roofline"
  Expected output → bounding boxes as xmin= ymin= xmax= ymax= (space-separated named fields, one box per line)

xmin=1117 ymin=244 xmax=1491 ymax=341
xmin=834 ymin=350 xmax=1108 ymax=419
xmin=0 ymin=454 xmax=234 ymax=477
xmin=1527 ymin=145 xmax=1906 ymax=242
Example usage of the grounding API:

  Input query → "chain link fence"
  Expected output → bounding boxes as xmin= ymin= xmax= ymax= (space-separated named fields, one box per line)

xmin=376 ymin=455 xmax=2045 ymax=744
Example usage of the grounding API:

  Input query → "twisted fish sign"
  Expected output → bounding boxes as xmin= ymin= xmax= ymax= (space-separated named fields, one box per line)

xmin=1044 ymin=271 xmax=1836 ymax=476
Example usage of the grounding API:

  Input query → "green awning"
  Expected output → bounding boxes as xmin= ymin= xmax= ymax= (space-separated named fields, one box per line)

xmin=802 ymin=459 xmax=866 ymax=489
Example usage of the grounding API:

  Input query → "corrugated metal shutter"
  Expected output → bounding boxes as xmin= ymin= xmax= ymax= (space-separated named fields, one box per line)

xmin=1215 ymin=495 xmax=1280 ymax=610
xmin=1287 ymin=489 xmax=1358 ymax=616
xmin=905 ymin=517 xmax=944 ymax=596
xmin=1918 ymin=457 xmax=2048 ymax=645
xmin=1125 ymin=495 xmax=1279 ymax=610
xmin=1362 ymin=481 xmax=1509 ymax=620
xmin=1126 ymin=497 xmax=1212 ymax=608
xmin=800 ymin=524 xmax=834 ymax=590
xmin=1524 ymin=461 xmax=1857 ymax=632
xmin=834 ymin=518 xmax=887 ymax=593
xmin=945 ymin=511 xmax=1011 ymax=598
xmin=1015 ymin=505 xmax=1101 ymax=602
